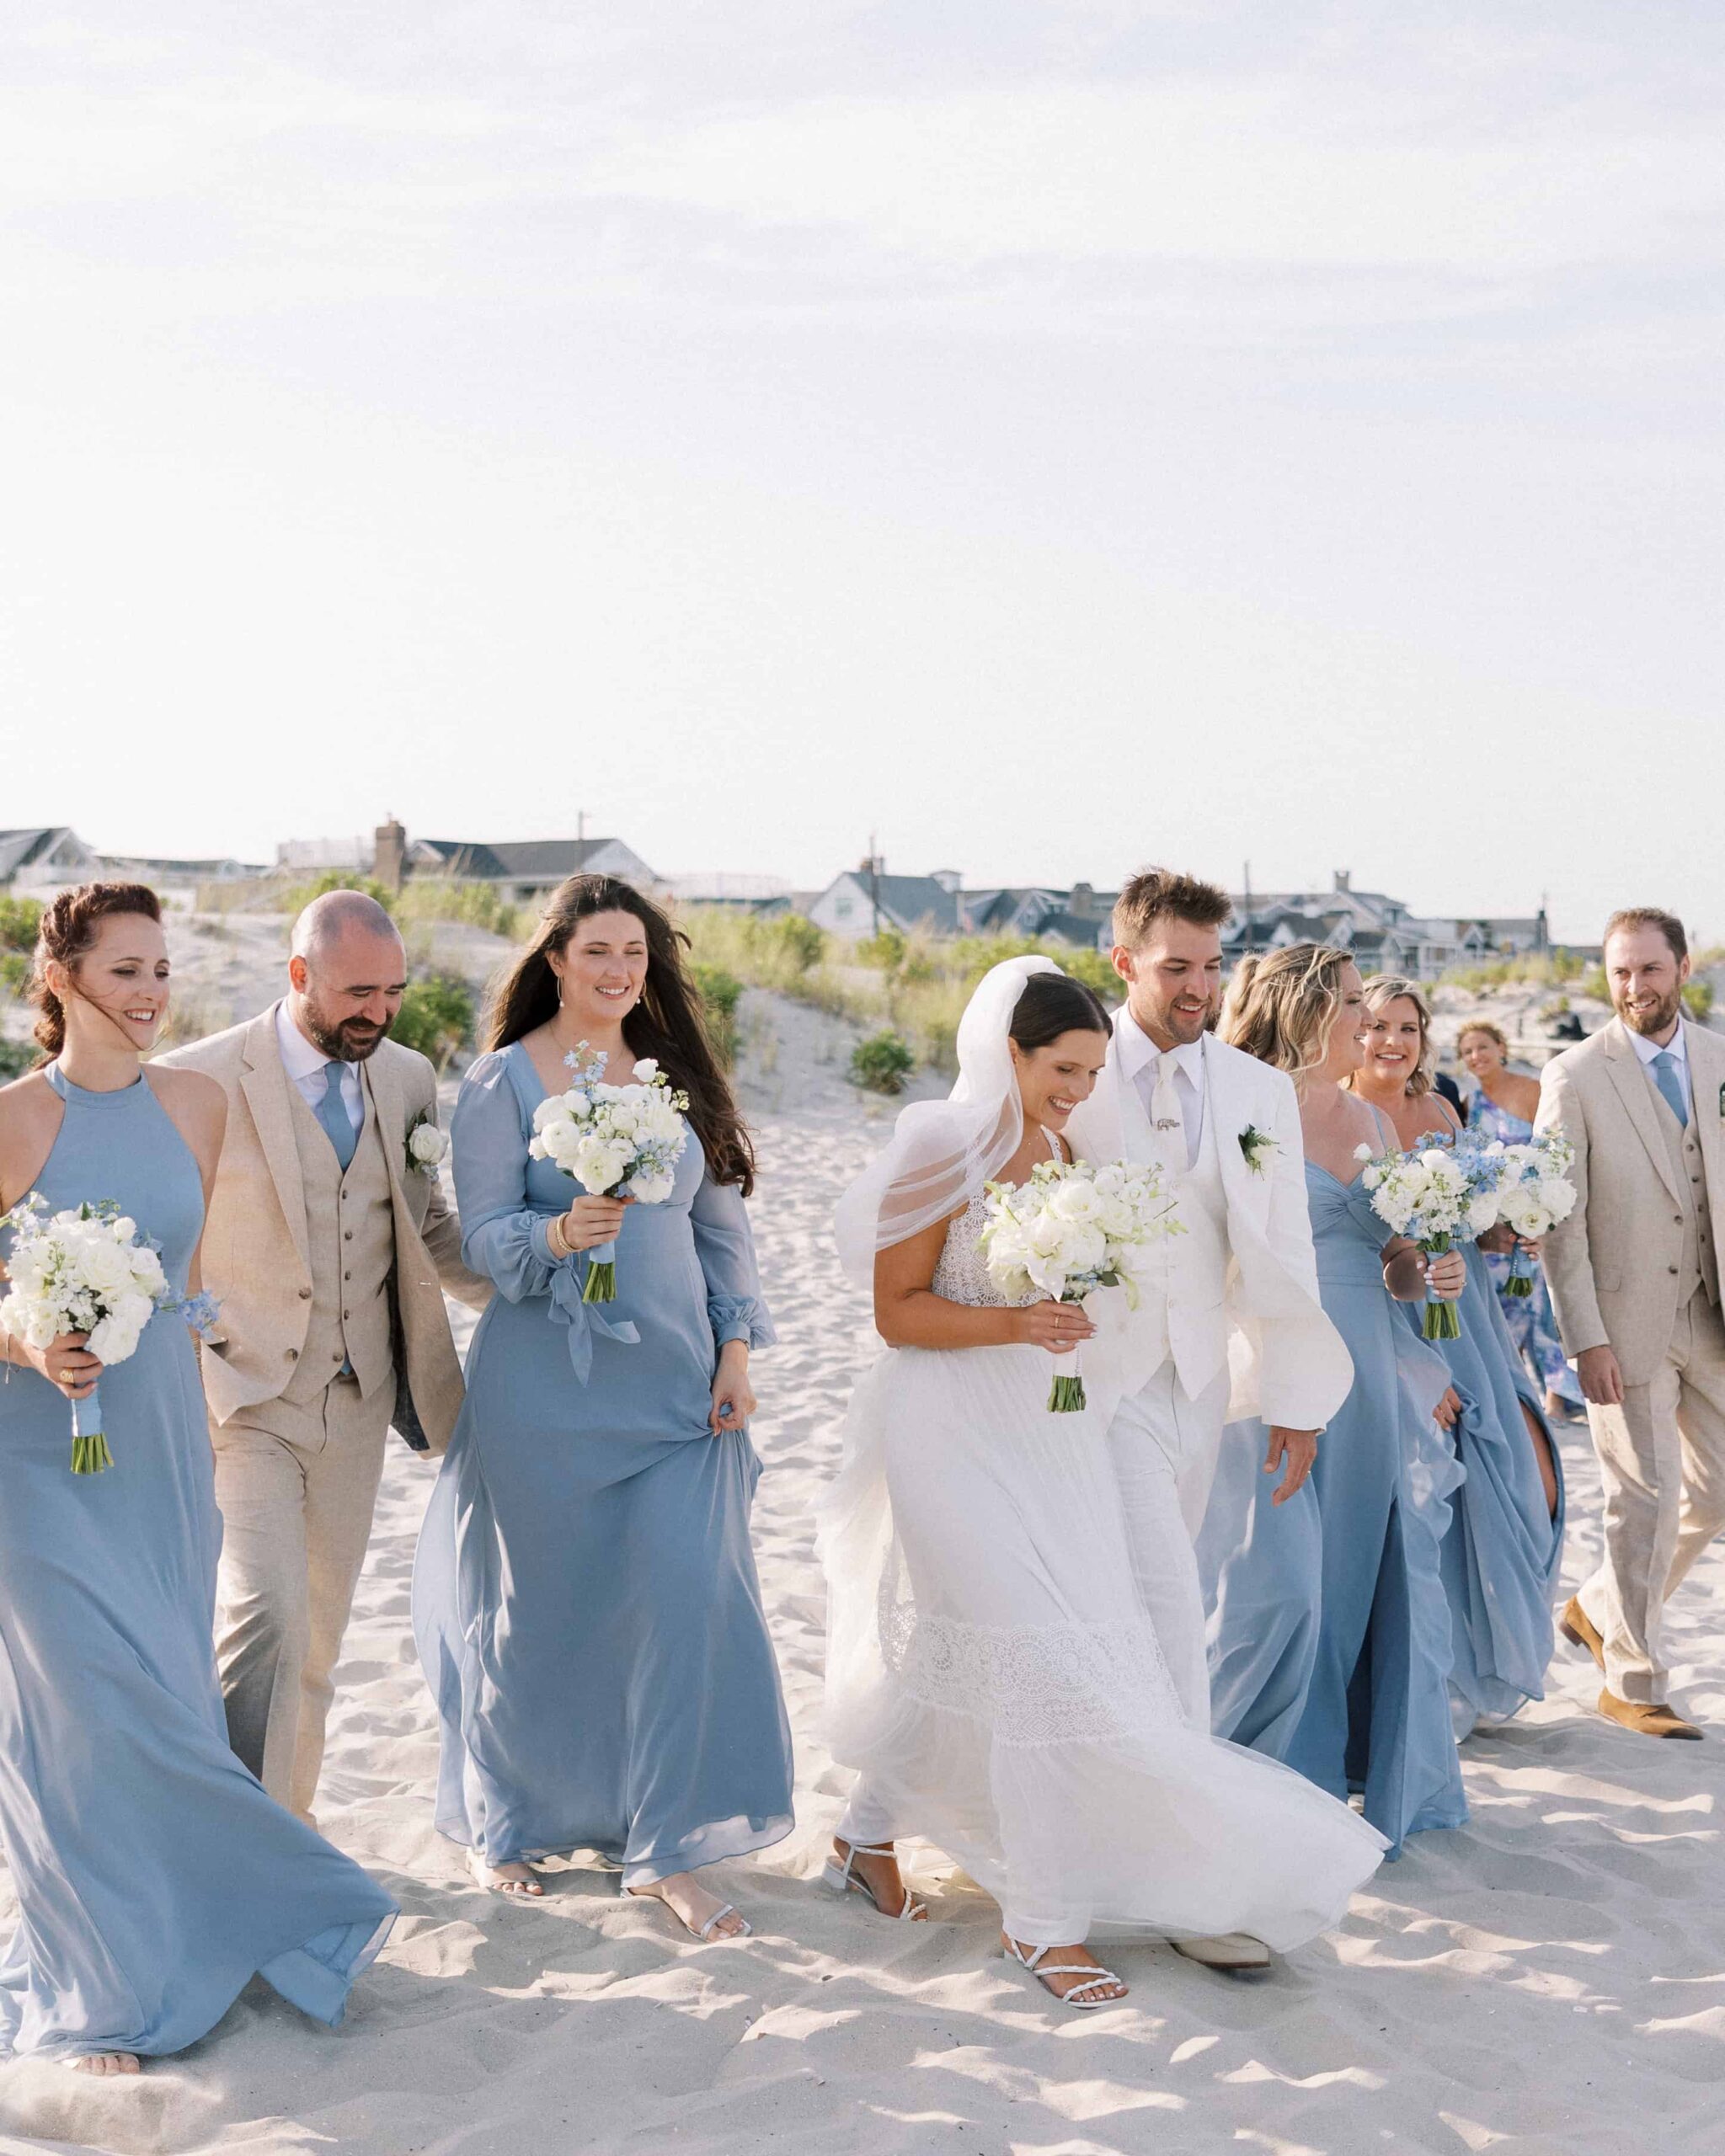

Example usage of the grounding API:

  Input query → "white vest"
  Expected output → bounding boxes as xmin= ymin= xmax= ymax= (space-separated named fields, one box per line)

xmin=1123 ymin=1049 xmax=1231 ymax=1398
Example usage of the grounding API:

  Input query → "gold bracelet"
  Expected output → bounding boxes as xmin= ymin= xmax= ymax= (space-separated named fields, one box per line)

xmin=547 ymin=1214 xmax=572 ymax=1262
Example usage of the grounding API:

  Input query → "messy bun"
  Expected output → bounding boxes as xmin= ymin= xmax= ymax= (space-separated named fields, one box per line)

xmin=29 ymin=883 xmax=163 ymax=1065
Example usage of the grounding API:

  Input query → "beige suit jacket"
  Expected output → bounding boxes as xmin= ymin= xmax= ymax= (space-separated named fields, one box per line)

xmin=161 ymin=1004 xmax=491 ymax=1452
xmin=1535 ymin=1016 xmax=1725 ymax=1387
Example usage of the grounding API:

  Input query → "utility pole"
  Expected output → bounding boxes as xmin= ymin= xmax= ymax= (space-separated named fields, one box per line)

xmin=1242 ymin=860 xmax=1253 ymax=951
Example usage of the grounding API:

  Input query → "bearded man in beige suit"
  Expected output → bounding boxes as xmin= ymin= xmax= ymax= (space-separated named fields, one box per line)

xmin=1537 ymin=907 xmax=1725 ymax=1741
xmin=163 ymin=891 xmax=489 ymax=1820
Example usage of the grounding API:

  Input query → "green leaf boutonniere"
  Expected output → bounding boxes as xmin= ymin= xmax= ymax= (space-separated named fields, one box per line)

xmin=1239 ymin=1124 xmax=1278 ymax=1177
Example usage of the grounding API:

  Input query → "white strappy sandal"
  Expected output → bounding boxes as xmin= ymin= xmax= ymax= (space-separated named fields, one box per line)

xmin=1003 ymin=1937 xmax=1128 ymax=2009
xmin=821 ymin=1840 xmax=928 ymax=1921
xmin=625 ymin=1884 xmax=751 ymax=1940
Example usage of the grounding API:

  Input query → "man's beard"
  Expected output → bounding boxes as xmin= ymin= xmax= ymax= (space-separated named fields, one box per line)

xmin=299 ymin=1001 xmax=387 ymax=1063
xmin=1617 ymin=986 xmax=1684 ymax=1038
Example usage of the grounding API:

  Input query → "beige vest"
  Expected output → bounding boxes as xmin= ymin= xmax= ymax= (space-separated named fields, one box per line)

xmin=1655 ymin=1092 xmax=1721 ymax=1309
xmin=281 ymin=1082 xmax=397 ymax=1404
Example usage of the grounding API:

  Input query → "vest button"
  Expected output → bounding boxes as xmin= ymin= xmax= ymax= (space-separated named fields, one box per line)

xmin=344 ymin=1230 xmax=354 ymax=1241
xmin=343 ymin=1309 xmax=350 ymax=1320
xmin=298 ymin=1286 xmax=312 ymax=1299
xmin=1670 ymin=1265 xmax=1680 ymax=1275
xmin=344 ymin=1270 xmax=352 ymax=1282
xmin=286 ymin=1348 xmax=298 ymax=1360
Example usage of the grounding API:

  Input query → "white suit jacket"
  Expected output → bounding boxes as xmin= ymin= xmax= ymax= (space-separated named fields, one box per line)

xmin=1066 ymin=1015 xmax=1353 ymax=1429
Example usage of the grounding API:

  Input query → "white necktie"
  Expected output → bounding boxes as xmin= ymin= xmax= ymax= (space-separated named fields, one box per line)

xmin=1149 ymin=1055 xmax=1188 ymax=1179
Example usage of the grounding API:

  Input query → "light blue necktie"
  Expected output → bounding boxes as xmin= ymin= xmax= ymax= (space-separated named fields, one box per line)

xmin=1652 ymin=1049 xmax=1689 ymax=1129
xmin=315 ymin=1060 xmax=359 ymax=1170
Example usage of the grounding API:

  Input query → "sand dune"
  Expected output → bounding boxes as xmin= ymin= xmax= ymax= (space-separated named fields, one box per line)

xmin=4 ymin=999 xmax=1724 ymax=2156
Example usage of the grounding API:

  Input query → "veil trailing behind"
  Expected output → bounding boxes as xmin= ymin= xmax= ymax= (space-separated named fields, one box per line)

xmin=818 ymin=959 xmax=1386 ymax=1951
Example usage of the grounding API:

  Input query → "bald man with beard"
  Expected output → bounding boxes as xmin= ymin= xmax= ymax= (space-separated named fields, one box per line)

xmin=163 ymin=892 xmax=489 ymax=1822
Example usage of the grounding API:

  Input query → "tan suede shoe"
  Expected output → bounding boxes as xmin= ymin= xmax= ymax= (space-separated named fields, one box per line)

xmin=1598 ymin=1689 xmax=1702 ymax=1740
xmin=1558 ymin=1597 xmax=1606 ymax=1674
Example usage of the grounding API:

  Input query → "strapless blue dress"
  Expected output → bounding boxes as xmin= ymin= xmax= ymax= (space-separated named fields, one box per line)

xmin=0 ymin=1065 xmax=395 ymax=2063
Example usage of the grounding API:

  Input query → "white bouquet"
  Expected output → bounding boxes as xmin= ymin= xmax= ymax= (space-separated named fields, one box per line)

xmin=1 ymin=1194 xmax=180 ymax=1472
xmin=1356 ymin=1136 xmax=1504 ymax=1340
xmin=980 ymin=1155 xmax=1183 ymax=1411
xmin=1490 ymin=1129 xmax=1577 ymax=1296
xmin=529 ymin=1043 xmax=691 ymax=1303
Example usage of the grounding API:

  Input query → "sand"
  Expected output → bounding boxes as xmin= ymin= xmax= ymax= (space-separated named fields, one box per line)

xmin=3 ymin=990 xmax=1724 ymax=2156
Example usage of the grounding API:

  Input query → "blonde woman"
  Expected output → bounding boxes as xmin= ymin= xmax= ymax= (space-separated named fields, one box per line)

xmin=1201 ymin=947 xmax=1466 ymax=1855
xmin=1348 ymin=980 xmax=1565 ymax=1735
xmin=1459 ymin=1021 xmax=1584 ymax=1420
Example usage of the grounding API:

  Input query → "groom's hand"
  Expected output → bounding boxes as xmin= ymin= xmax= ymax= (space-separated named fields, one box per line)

xmin=1264 ymin=1425 xmax=1317 ymax=1505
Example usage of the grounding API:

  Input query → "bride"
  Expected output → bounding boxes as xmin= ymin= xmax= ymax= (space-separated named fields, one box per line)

xmin=819 ymin=958 xmax=1386 ymax=2008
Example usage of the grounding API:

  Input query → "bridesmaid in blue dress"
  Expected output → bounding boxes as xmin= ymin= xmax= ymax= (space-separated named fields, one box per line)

xmin=0 ymin=886 xmax=395 ymax=2074
xmin=1459 ymin=1021 xmax=1586 ymax=1418
xmin=1351 ymin=984 xmax=1565 ymax=1733
xmin=1203 ymin=946 xmax=1467 ymax=1854
xmin=414 ymin=875 xmax=790 ymax=1941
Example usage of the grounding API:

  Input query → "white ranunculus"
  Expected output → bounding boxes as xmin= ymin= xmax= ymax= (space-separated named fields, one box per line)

xmin=632 ymin=1058 xmax=659 ymax=1081
xmin=631 ymin=1173 xmax=675 ymax=1206
xmin=1467 ymin=1193 xmax=1500 ymax=1235
xmin=531 ymin=1096 xmax=564 ymax=1133
xmin=573 ymin=1135 xmax=628 ymax=1193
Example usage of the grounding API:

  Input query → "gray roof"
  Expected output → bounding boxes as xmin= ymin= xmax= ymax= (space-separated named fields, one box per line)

xmin=417 ymin=838 xmax=638 ymax=883
xmin=0 ymin=827 xmax=74 ymax=880
xmin=863 ymin=873 xmax=962 ymax=935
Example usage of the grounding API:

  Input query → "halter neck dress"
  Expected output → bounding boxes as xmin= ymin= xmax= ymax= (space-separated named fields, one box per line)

xmin=0 ymin=1065 xmax=395 ymax=2063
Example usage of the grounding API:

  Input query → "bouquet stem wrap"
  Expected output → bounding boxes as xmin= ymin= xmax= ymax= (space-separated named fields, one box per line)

xmin=1503 ymin=1246 xmax=1538 ymax=1298
xmin=70 ymin=1382 xmax=112 ymax=1476
xmin=1421 ymin=1233 xmax=1461 ymax=1340
xmin=1048 ymin=1295 xmax=1087 ymax=1413
xmin=582 ymin=1242 xmax=618 ymax=1304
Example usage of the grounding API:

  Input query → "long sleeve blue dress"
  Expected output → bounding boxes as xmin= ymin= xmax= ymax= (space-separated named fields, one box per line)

xmin=412 ymin=1044 xmax=793 ymax=1887
xmin=1204 ymin=1154 xmax=1468 ymax=1856
xmin=0 ymin=1065 xmax=395 ymax=2063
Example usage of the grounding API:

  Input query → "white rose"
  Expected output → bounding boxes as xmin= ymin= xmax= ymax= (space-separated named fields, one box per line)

xmin=110 ymin=1217 xmax=137 ymax=1244
xmin=631 ymin=1174 xmax=675 ymax=1206
xmin=1048 ymin=1177 xmax=1102 ymax=1223
xmin=531 ymin=1096 xmax=564 ymax=1134
xmin=573 ymin=1135 xmax=627 ymax=1193
xmin=632 ymin=1059 xmax=659 ymax=1081
xmin=1466 ymin=1193 xmax=1499 ymax=1235
xmin=1538 ymin=1180 xmax=1574 ymax=1222
xmin=410 ymin=1123 xmax=449 ymax=1166
xmin=1063 ymin=1223 xmax=1108 ymax=1273
xmin=78 ymin=1238 xmax=134 ymax=1298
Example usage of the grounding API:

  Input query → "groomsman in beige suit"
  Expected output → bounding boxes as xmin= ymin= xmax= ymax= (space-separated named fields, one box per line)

xmin=1537 ymin=907 xmax=1725 ymax=1740
xmin=163 ymin=892 xmax=489 ymax=1819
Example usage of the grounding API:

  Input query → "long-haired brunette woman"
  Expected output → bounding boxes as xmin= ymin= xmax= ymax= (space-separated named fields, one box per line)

xmin=412 ymin=877 xmax=790 ymax=1940
xmin=1203 ymin=945 xmax=1468 ymax=1856
xmin=0 ymin=886 xmax=394 ymax=2072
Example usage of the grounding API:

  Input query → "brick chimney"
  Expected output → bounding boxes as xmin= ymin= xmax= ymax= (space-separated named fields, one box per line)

xmin=373 ymin=816 xmax=407 ymax=893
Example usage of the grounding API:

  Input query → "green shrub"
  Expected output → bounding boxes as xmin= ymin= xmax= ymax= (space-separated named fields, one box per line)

xmin=1682 ymin=979 xmax=1714 ymax=1021
xmin=0 ymin=1037 xmax=35 ymax=1081
xmin=391 ymin=973 xmax=475 ymax=1070
xmin=691 ymin=963 xmax=744 ymax=1067
xmin=0 ymin=951 xmax=30 ymax=998
xmin=1059 ymin=947 xmax=1122 ymax=1001
xmin=856 ymin=927 xmax=906 ymax=974
xmin=851 ymin=1029 xmax=915 ymax=1095
xmin=395 ymin=877 xmax=525 ymax=942
xmin=0 ymin=897 xmax=42 ymax=953
xmin=276 ymin=873 xmax=396 ymax=921
xmin=755 ymin=913 xmax=825 ymax=973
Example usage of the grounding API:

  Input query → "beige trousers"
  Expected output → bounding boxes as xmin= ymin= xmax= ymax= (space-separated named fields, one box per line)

xmin=1579 ymin=1289 xmax=1725 ymax=1703
xmin=211 ymin=1372 xmax=396 ymax=1822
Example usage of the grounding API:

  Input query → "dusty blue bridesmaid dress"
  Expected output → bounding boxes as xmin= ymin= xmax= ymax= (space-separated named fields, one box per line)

xmin=0 ymin=1066 xmax=395 ymax=2063
xmin=1468 ymin=1092 xmax=1585 ymax=1409
xmin=1204 ymin=1150 xmax=1467 ymax=1855
xmin=1407 ymin=1238 xmax=1566 ymax=1732
xmin=413 ymin=1045 xmax=792 ymax=1885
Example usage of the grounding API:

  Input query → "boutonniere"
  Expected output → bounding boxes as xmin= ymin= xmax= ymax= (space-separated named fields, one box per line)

xmin=1717 ymin=1081 xmax=1724 ymax=1121
xmin=405 ymin=1111 xmax=449 ymax=1177
xmin=1239 ymin=1124 xmax=1279 ymax=1177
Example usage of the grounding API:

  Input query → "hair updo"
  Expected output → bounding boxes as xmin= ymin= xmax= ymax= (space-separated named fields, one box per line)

xmin=1217 ymin=942 xmax=1354 ymax=1088
xmin=28 ymin=882 xmax=163 ymax=1065
xmin=1008 ymin=971 xmax=1113 ymax=1051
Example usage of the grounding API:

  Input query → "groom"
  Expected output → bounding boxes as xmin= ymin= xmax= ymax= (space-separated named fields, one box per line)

xmin=1068 ymin=869 xmax=1353 ymax=1967
xmin=163 ymin=890 xmax=489 ymax=1822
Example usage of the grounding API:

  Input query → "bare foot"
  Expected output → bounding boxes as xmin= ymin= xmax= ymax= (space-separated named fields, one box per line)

xmin=67 ymin=2052 xmax=142 ymax=2076
xmin=831 ymin=1838 xmax=927 ymax=1920
xmin=467 ymin=1850 xmax=545 ymax=1897
xmin=1002 ymin=1933 xmax=1129 ymax=2005
xmin=628 ymin=1871 xmax=749 ymax=1940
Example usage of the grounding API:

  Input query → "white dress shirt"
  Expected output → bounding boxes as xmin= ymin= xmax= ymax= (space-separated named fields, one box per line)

xmin=276 ymin=1001 xmax=363 ymax=1135
xmin=1117 ymin=1011 xmax=1205 ymax=1170
xmin=1630 ymin=1017 xmax=1695 ymax=1123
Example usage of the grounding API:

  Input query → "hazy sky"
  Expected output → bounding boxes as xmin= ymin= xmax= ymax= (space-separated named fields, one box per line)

xmin=3 ymin=3 xmax=1721 ymax=941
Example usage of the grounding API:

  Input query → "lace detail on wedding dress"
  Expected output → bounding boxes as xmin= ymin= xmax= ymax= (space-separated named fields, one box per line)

xmin=881 ymin=1592 xmax=1188 ymax=1746
xmin=929 ymin=1131 xmax=1060 ymax=1309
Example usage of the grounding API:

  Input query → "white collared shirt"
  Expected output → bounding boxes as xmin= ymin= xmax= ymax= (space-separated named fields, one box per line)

xmin=1118 ymin=1010 xmax=1204 ymax=1169
xmin=275 ymin=1001 xmax=363 ymax=1134
xmin=1630 ymin=1017 xmax=1695 ymax=1122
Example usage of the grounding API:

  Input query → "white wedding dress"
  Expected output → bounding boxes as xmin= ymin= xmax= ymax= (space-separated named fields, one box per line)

xmin=821 ymin=962 xmax=1386 ymax=1951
